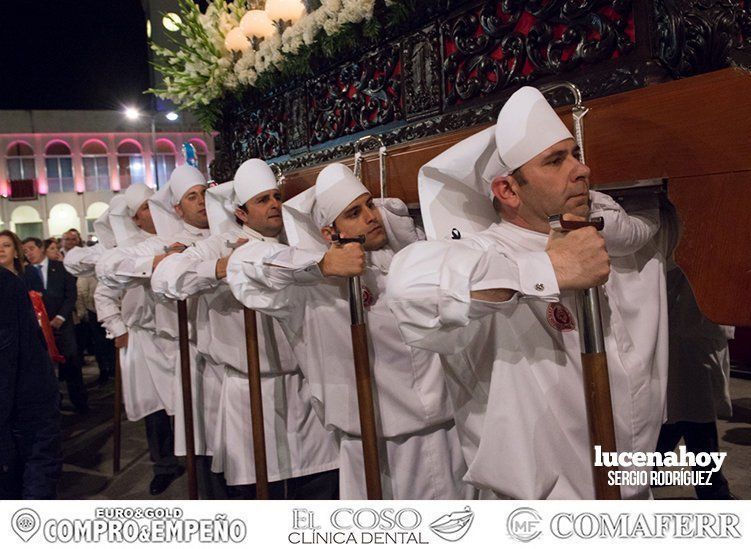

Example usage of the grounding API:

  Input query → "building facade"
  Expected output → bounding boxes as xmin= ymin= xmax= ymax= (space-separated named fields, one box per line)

xmin=0 ymin=110 xmax=213 ymax=240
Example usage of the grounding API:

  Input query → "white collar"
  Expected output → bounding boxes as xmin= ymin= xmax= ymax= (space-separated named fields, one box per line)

xmin=241 ymin=224 xmax=279 ymax=243
xmin=183 ymin=222 xmax=210 ymax=238
xmin=488 ymin=220 xmax=548 ymax=250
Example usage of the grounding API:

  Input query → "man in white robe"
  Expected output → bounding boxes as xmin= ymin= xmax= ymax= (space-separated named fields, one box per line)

xmin=64 ymin=204 xmax=120 ymax=385
xmin=386 ymin=86 xmax=669 ymax=499
xmin=227 ymin=163 xmax=471 ymax=500
xmin=94 ymin=184 xmax=183 ymax=495
xmin=151 ymin=159 xmax=340 ymax=498
xmin=97 ymin=167 xmax=222 ymax=497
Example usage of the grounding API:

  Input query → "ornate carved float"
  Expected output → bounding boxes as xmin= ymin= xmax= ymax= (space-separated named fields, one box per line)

xmin=211 ymin=0 xmax=751 ymax=328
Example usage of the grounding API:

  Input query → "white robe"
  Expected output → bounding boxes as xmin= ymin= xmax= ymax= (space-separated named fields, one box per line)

xmin=386 ymin=193 xmax=669 ymax=499
xmin=151 ymin=224 xmax=339 ymax=486
xmin=227 ymin=238 xmax=471 ymax=500
xmin=98 ymin=223 xmax=219 ymax=456
xmin=94 ymin=235 xmax=173 ymax=421
xmin=63 ymin=244 xmax=104 ymax=278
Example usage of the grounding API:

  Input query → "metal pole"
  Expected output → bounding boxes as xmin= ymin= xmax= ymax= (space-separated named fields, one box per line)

xmin=151 ymin=116 xmax=160 ymax=190
xmin=543 ymin=82 xmax=620 ymax=500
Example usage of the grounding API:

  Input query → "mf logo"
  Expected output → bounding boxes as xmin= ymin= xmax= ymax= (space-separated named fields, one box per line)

xmin=507 ymin=507 xmax=542 ymax=542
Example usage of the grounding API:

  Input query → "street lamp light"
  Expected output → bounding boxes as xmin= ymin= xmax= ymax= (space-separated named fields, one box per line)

xmin=122 ymin=107 xmax=178 ymax=190
xmin=124 ymin=107 xmax=140 ymax=121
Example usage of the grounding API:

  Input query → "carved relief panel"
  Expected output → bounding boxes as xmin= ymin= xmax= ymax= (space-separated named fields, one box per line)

xmin=308 ymin=44 xmax=403 ymax=145
xmin=441 ymin=0 xmax=636 ymax=109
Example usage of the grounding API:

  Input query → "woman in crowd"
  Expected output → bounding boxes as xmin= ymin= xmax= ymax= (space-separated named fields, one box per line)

xmin=44 ymin=238 xmax=64 ymax=261
xmin=0 ymin=229 xmax=62 ymax=498
xmin=0 ymin=229 xmax=27 ymax=276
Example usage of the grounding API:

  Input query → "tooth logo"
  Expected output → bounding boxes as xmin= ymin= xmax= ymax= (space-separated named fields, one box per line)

xmin=12 ymin=508 xmax=41 ymax=542
xmin=429 ymin=506 xmax=475 ymax=542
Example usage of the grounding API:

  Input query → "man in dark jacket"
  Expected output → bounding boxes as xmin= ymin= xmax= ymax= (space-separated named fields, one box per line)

xmin=0 ymin=266 xmax=62 ymax=499
xmin=22 ymin=238 xmax=88 ymax=412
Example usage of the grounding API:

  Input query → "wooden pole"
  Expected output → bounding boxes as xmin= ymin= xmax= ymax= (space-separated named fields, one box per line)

xmin=550 ymin=215 xmax=621 ymax=500
xmin=581 ymin=352 xmax=620 ymax=499
xmin=332 ymin=233 xmax=383 ymax=499
xmin=350 ymin=319 xmax=382 ymax=499
xmin=177 ymin=299 xmax=198 ymax=500
xmin=112 ymin=348 xmax=122 ymax=475
xmin=243 ymin=307 xmax=269 ymax=499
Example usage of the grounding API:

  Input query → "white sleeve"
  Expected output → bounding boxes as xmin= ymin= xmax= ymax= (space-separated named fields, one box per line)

xmin=93 ymin=282 xmax=127 ymax=338
xmin=386 ymin=239 xmax=559 ymax=354
xmin=226 ymin=240 xmax=323 ymax=319
xmin=152 ymin=237 xmax=224 ymax=300
xmin=96 ymin=237 xmax=164 ymax=290
xmin=63 ymin=245 xmax=102 ymax=277
xmin=591 ymin=191 xmax=660 ymax=257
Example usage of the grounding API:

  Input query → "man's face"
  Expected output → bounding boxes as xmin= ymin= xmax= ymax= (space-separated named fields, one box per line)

xmin=175 ymin=185 xmax=209 ymax=229
xmin=23 ymin=241 xmax=45 ymax=264
xmin=237 ymin=189 xmax=283 ymax=238
xmin=132 ymin=201 xmax=156 ymax=234
xmin=504 ymin=138 xmax=591 ymax=232
xmin=62 ymin=231 xmax=79 ymax=250
xmin=323 ymin=193 xmax=388 ymax=251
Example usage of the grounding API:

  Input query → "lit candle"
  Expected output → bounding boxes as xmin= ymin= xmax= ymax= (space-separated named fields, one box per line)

xmin=264 ymin=0 xmax=306 ymax=24
xmin=224 ymin=26 xmax=251 ymax=52
xmin=240 ymin=10 xmax=276 ymax=39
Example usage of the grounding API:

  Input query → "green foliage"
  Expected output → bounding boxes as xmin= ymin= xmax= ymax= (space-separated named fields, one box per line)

xmin=150 ymin=0 xmax=416 ymax=129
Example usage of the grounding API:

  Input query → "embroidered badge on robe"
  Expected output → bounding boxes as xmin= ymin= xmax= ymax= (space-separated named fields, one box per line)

xmin=546 ymin=302 xmax=575 ymax=332
xmin=362 ymin=285 xmax=376 ymax=308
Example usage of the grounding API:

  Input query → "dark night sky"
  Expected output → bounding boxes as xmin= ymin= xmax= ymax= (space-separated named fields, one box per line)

xmin=0 ymin=1 xmax=152 ymax=111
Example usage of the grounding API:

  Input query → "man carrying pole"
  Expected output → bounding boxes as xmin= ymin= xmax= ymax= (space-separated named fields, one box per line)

xmin=98 ymin=166 xmax=218 ymax=498
xmin=95 ymin=184 xmax=184 ymax=493
xmin=226 ymin=163 xmax=473 ymax=500
xmin=386 ymin=86 xmax=669 ymax=499
xmin=152 ymin=159 xmax=339 ymax=499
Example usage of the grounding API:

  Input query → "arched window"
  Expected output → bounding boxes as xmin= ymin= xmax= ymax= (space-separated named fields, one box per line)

xmin=188 ymin=139 xmax=209 ymax=177
xmin=11 ymin=205 xmax=43 ymax=239
xmin=85 ymin=201 xmax=109 ymax=235
xmin=44 ymin=141 xmax=74 ymax=193
xmin=117 ymin=140 xmax=145 ymax=189
xmin=6 ymin=141 xmax=36 ymax=181
xmin=156 ymin=139 xmax=177 ymax=186
xmin=48 ymin=203 xmax=81 ymax=237
xmin=82 ymin=140 xmax=111 ymax=191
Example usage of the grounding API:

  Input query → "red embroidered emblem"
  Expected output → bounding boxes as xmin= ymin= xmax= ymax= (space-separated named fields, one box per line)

xmin=546 ymin=303 xmax=575 ymax=332
xmin=362 ymin=285 xmax=375 ymax=308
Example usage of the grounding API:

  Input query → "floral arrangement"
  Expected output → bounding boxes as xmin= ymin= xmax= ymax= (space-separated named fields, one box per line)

xmin=149 ymin=0 xmax=411 ymax=129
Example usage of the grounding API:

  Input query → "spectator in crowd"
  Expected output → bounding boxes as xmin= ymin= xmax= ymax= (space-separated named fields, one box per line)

xmin=77 ymin=271 xmax=114 ymax=385
xmin=0 ymin=230 xmax=28 ymax=278
xmin=61 ymin=229 xmax=83 ymax=257
xmin=0 ymin=240 xmax=62 ymax=499
xmin=22 ymin=237 xmax=89 ymax=413
xmin=44 ymin=238 xmax=64 ymax=262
